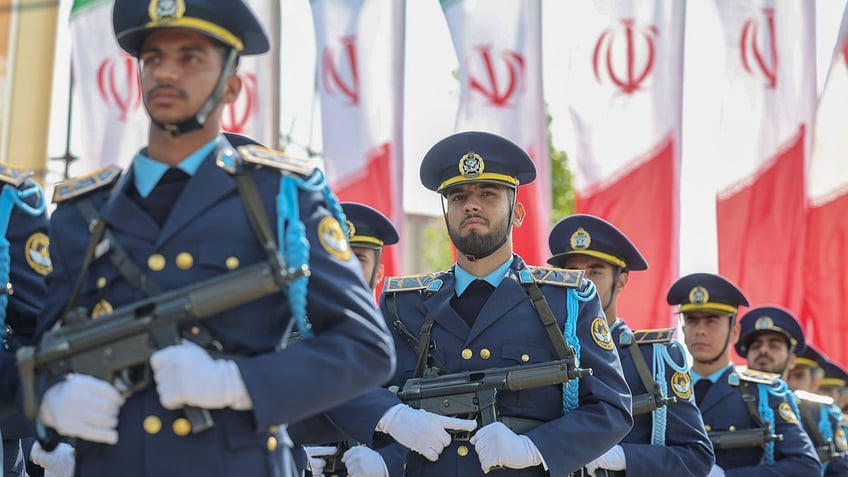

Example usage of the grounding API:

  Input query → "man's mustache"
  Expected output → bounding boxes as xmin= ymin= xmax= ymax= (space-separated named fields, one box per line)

xmin=147 ymin=84 xmax=188 ymax=101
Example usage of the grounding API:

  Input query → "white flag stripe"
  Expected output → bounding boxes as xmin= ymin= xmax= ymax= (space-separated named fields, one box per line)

xmin=809 ymin=5 xmax=848 ymax=203
xmin=713 ymin=0 xmax=815 ymax=193
xmin=565 ymin=1 xmax=683 ymax=190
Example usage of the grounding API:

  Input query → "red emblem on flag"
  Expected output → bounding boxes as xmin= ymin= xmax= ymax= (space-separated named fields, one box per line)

xmin=467 ymin=45 xmax=525 ymax=107
xmin=592 ymin=19 xmax=657 ymax=95
xmin=222 ymin=72 xmax=257 ymax=133
xmin=97 ymin=54 xmax=142 ymax=122
xmin=321 ymin=35 xmax=360 ymax=105
xmin=740 ymin=8 xmax=777 ymax=89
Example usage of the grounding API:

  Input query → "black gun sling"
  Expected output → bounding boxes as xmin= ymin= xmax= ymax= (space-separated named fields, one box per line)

xmin=624 ymin=338 xmax=667 ymax=416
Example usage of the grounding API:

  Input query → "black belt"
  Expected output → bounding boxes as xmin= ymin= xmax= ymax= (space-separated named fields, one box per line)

xmin=500 ymin=416 xmax=544 ymax=434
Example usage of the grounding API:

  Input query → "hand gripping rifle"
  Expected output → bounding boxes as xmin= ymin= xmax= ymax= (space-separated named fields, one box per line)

xmin=17 ymin=256 xmax=306 ymax=434
xmin=708 ymin=423 xmax=783 ymax=450
xmin=391 ymin=356 xmax=592 ymax=440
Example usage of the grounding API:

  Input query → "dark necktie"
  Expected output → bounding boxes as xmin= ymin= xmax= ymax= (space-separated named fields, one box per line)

xmin=451 ymin=279 xmax=494 ymax=328
xmin=131 ymin=168 xmax=190 ymax=227
xmin=694 ymin=379 xmax=713 ymax=407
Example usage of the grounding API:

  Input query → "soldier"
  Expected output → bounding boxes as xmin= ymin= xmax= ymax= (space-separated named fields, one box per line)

xmin=373 ymin=131 xmax=632 ymax=476
xmin=818 ymin=360 xmax=848 ymax=413
xmin=547 ymin=214 xmax=713 ymax=476
xmin=301 ymin=202 xmax=403 ymax=477
xmin=0 ymin=165 xmax=74 ymax=477
xmin=31 ymin=0 xmax=394 ymax=475
xmin=670 ymin=275 xmax=820 ymax=476
xmin=786 ymin=344 xmax=848 ymax=476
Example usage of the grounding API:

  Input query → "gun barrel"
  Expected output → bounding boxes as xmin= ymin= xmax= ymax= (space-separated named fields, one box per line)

xmin=709 ymin=428 xmax=784 ymax=450
xmin=631 ymin=392 xmax=678 ymax=416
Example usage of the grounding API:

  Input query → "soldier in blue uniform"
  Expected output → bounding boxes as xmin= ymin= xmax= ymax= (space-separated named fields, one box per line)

xmin=786 ymin=344 xmax=848 ymax=476
xmin=671 ymin=275 xmax=820 ymax=476
xmin=547 ymin=214 xmax=713 ymax=477
xmin=818 ymin=360 xmax=848 ymax=414
xmin=300 ymin=202 xmax=403 ymax=477
xmin=372 ymin=131 xmax=632 ymax=476
xmin=32 ymin=1 xmax=395 ymax=476
xmin=0 ymin=164 xmax=75 ymax=477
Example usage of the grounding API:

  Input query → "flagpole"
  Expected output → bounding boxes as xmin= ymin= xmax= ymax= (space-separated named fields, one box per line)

xmin=51 ymin=57 xmax=78 ymax=180
xmin=268 ymin=0 xmax=281 ymax=150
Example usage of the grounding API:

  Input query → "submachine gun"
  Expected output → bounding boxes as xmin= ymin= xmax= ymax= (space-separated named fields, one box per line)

xmin=708 ymin=423 xmax=783 ymax=450
xmin=631 ymin=385 xmax=678 ymax=416
xmin=17 ymin=256 xmax=305 ymax=434
xmin=391 ymin=355 xmax=592 ymax=440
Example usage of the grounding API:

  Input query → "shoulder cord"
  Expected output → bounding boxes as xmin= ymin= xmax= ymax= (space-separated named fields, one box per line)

xmin=275 ymin=168 xmax=343 ymax=339
xmin=757 ymin=384 xmax=777 ymax=465
xmin=0 ymin=183 xmax=45 ymax=340
xmin=563 ymin=280 xmax=597 ymax=414
xmin=650 ymin=341 xmax=689 ymax=446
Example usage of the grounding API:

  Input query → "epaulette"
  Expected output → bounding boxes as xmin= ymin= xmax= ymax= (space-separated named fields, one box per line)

xmin=794 ymin=390 xmax=835 ymax=406
xmin=736 ymin=366 xmax=781 ymax=385
xmin=53 ymin=166 xmax=122 ymax=204
xmin=229 ymin=145 xmax=321 ymax=177
xmin=0 ymin=163 xmax=33 ymax=187
xmin=628 ymin=327 xmax=675 ymax=345
xmin=384 ymin=273 xmax=442 ymax=293
xmin=522 ymin=267 xmax=584 ymax=288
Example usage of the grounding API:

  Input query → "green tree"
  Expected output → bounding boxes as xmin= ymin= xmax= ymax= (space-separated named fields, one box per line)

xmin=548 ymin=105 xmax=575 ymax=223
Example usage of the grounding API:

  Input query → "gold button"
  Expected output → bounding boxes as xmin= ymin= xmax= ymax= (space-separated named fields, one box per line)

xmin=461 ymin=349 xmax=473 ymax=360
xmin=267 ymin=436 xmax=278 ymax=451
xmin=480 ymin=348 xmax=491 ymax=359
xmin=176 ymin=253 xmax=194 ymax=270
xmin=96 ymin=277 xmax=107 ymax=289
xmin=190 ymin=326 xmax=200 ymax=336
xmin=226 ymin=257 xmax=240 ymax=270
xmin=457 ymin=445 xmax=469 ymax=457
xmin=143 ymin=416 xmax=162 ymax=435
xmin=172 ymin=418 xmax=191 ymax=436
xmin=729 ymin=425 xmax=736 ymax=432
xmin=521 ymin=354 xmax=530 ymax=362
xmin=269 ymin=425 xmax=279 ymax=433
xmin=705 ymin=425 xmax=712 ymax=432
xmin=148 ymin=254 xmax=166 ymax=271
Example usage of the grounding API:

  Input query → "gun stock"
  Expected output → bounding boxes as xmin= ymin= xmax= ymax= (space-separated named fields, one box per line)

xmin=17 ymin=258 xmax=304 ymax=433
xmin=708 ymin=425 xmax=783 ymax=450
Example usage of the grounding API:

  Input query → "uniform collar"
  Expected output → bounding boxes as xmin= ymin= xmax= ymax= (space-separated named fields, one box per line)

xmin=610 ymin=318 xmax=624 ymax=333
xmin=132 ymin=136 xmax=220 ymax=198
xmin=454 ymin=257 xmax=512 ymax=296
xmin=692 ymin=364 xmax=733 ymax=384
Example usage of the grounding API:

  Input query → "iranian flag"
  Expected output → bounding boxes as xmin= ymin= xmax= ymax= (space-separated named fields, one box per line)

xmin=311 ymin=0 xmax=405 ymax=278
xmin=71 ymin=0 xmax=279 ymax=173
xmin=441 ymin=0 xmax=549 ymax=266
xmin=713 ymin=1 xmax=815 ymax=314
xmin=803 ymin=4 xmax=848 ymax=369
xmin=564 ymin=1 xmax=684 ymax=328
xmin=221 ymin=0 xmax=279 ymax=147
xmin=70 ymin=0 xmax=146 ymax=172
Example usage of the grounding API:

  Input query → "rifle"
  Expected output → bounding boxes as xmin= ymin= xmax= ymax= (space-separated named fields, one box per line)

xmin=708 ymin=424 xmax=783 ymax=450
xmin=816 ymin=441 xmax=846 ymax=463
xmin=391 ymin=356 xmax=592 ymax=439
xmin=631 ymin=388 xmax=678 ymax=416
xmin=321 ymin=439 xmax=356 ymax=476
xmin=17 ymin=257 xmax=305 ymax=434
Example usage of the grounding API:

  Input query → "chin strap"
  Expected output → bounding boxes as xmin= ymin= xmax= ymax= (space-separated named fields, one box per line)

xmin=150 ymin=49 xmax=239 ymax=137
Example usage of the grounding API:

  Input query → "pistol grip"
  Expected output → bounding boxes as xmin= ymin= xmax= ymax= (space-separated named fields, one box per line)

xmin=184 ymin=406 xmax=213 ymax=434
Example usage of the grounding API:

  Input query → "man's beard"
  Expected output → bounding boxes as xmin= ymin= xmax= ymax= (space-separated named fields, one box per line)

xmin=448 ymin=214 xmax=510 ymax=259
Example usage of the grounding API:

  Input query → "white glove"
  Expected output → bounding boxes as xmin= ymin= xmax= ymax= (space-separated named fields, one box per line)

xmin=304 ymin=445 xmax=337 ymax=476
xmin=469 ymin=422 xmax=542 ymax=472
xmin=38 ymin=373 xmax=125 ymax=444
xmin=342 ymin=446 xmax=388 ymax=477
xmin=585 ymin=445 xmax=626 ymax=476
xmin=150 ymin=340 xmax=252 ymax=410
xmin=706 ymin=464 xmax=726 ymax=477
xmin=376 ymin=404 xmax=477 ymax=461
xmin=30 ymin=441 xmax=75 ymax=477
